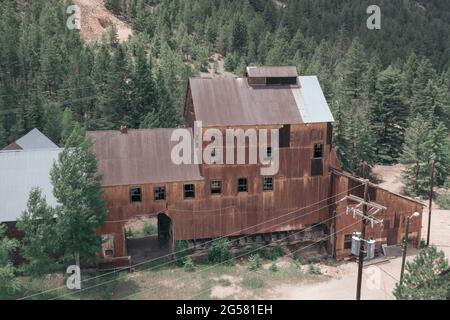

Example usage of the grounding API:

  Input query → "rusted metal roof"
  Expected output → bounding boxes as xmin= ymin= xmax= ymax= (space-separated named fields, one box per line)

xmin=2 ymin=142 xmax=23 ymax=151
xmin=189 ymin=75 xmax=333 ymax=127
xmin=246 ymin=66 xmax=298 ymax=78
xmin=87 ymin=129 xmax=203 ymax=187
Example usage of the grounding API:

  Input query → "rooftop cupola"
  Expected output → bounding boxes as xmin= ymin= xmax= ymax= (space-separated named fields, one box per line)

xmin=245 ymin=66 xmax=299 ymax=86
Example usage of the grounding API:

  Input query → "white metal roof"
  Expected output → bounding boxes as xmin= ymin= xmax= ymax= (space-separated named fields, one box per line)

xmin=15 ymin=128 xmax=58 ymax=150
xmin=293 ymin=76 xmax=335 ymax=123
xmin=0 ymin=149 xmax=61 ymax=222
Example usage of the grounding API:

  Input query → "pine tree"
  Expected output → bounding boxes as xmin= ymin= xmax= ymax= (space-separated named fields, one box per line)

xmin=17 ymin=188 xmax=60 ymax=278
xmin=370 ymin=66 xmax=408 ymax=164
xmin=394 ymin=246 xmax=449 ymax=300
xmin=346 ymin=106 xmax=376 ymax=178
xmin=331 ymin=99 xmax=351 ymax=171
xmin=129 ymin=45 xmax=158 ymax=128
xmin=42 ymin=102 xmax=63 ymax=145
xmin=50 ymin=124 xmax=107 ymax=267
xmin=0 ymin=118 xmax=7 ymax=148
xmin=0 ymin=224 xmax=19 ymax=299
xmin=335 ymin=38 xmax=367 ymax=100
xmin=428 ymin=113 xmax=450 ymax=186
xmin=400 ymin=115 xmax=433 ymax=197
xmin=231 ymin=15 xmax=248 ymax=55
xmin=106 ymin=43 xmax=129 ymax=126
xmin=61 ymin=107 xmax=77 ymax=145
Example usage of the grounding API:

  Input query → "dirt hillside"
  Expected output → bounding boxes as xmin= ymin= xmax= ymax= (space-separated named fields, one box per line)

xmin=74 ymin=0 xmax=133 ymax=43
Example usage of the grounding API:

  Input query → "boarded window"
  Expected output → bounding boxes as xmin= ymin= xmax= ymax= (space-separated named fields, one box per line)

xmin=263 ymin=177 xmax=273 ymax=192
xmin=184 ymin=184 xmax=195 ymax=199
xmin=210 ymin=180 xmax=222 ymax=195
xmin=154 ymin=186 xmax=166 ymax=201
xmin=238 ymin=178 xmax=248 ymax=192
xmin=130 ymin=187 xmax=142 ymax=202
xmin=279 ymin=125 xmax=290 ymax=148
xmin=311 ymin=158 xmax=323 ymax=176
xmin=314 ymin=143 xmax=324 ymax=158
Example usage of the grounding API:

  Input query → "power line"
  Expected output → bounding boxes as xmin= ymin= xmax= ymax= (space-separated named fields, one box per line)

xmin=129 ymin=211 xmax=362 ymax=301
xmin=17 ymin=183 xmax=363 ymax=300
xmin=188 ymin=217 xmax=366 ymax=300
xmin=49 ymin=199 xmax=345 ymax=300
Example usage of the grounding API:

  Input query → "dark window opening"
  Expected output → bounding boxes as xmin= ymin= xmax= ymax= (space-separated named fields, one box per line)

xmin=344 ymin=234 xmax=352 ymax=250
xmin=314 ymin=143 xmax=324 ymax=158
xmin=130 ymin=187 xmax=142 ymax=202
xmin=266 ymin=77 xmax=297 ymax=86
xmin=210 ymin=180 xmax=222 ymax=195
xmin=104 ymin=249 xmax=114 ymax=257
xmin=154 ymin=186 xmax=166 ymax=201
xmin=184 ymin=184 xmax=195 ymax=199
xmin=279 ymin=125 xmax=291 ymax=148
xmin=263 ymin=177 xmax=273 ymax=192
xmin=238 ymin=178 xmax=248 ymax=192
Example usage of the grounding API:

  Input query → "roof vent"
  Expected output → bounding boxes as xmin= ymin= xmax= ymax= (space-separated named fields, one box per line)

xmin=120 ymin=125 xmax=128 ymax=134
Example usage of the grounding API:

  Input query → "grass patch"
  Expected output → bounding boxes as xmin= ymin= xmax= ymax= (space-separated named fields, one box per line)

xmin=216 ymin=278 xmax=232 ymax=287
xmin=241 ymin=276 xmax=266 ymax=289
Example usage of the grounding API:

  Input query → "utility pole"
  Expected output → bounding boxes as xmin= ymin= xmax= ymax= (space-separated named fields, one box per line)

xmin=356 ymin=179 xmax=369 ymax=300
xmin=400 ymin=212 xmax=420 ymax=284
xmin=426 ymin=160 xmax=435 ymax=247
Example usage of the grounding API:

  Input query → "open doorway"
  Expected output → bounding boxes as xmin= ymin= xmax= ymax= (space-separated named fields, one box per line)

xmin=157 ymin=213 xmax=172 ymax=248
xmin=124 ymin=213 xmax=172 ymax=264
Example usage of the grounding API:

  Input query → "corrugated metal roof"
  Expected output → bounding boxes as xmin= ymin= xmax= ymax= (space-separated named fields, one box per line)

xmin=0 ymin=149 xmax=61 ymax=222
xmin=87 ymin=128 xmax=203 ymax=187
xmin=189 ymin=75 xmax=333 ymax=127
xmin=246 ymin=66 xmax=298 ymax=78
xmin=3 ymin=128 xmax=59 ymax=151
xmin=294 ymin=76 xmax=335 ymax=123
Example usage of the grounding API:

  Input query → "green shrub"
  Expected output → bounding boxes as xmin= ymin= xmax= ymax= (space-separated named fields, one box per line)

xmin=174 ymin=240 xmax=193 ymax=267
xmin=268 ymin=245 xmax=285 ymax=260
xmin=270 ymin=262 xmax=278 ymax=272
xmin=207 ymin=239 xmax=232 ymax=264
xmin=308 ymin=264 xmax=321 ymax=275
xmin=183 ymin=257 xmax=195 ymax=272
xmin=436 ymin=191 xmax=450 ymax=210
xmin=419 ymin=239 xmax=427 ymax=249
xmin=143 ymin=222 xmax=157 ymax=235
xmin=248 ymin=254 xmax=262 ymax=271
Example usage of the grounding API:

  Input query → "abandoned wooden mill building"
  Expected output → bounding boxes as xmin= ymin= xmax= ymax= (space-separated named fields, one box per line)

xmin=85 ymin=66 xmax=424 ymax=263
